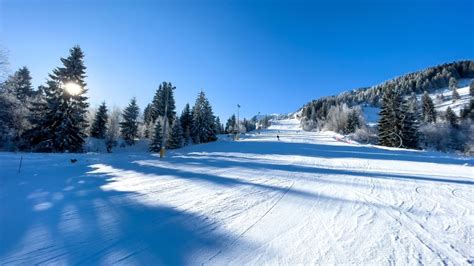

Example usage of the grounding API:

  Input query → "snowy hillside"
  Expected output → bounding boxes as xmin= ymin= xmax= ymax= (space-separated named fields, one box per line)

xmin=1 ymin=119 xmax=473 ymax=264
xmin=360 ymin=79 xmax=472 ymax=126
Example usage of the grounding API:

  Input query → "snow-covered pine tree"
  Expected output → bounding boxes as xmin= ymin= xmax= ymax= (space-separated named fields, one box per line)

xmin=400 ymin=99 xmax=419 ymax=149
xmin=445 ymin=107 xmax=458 ymax=128
xmin=151 ymin=82 xmax=176 ymax=126
xmin=452 ymin=88 xmax=460 ymax=102
xmin=149 ymin=121 xmax=163 ymax=152
xmin=167 ymin=117 xmax=184 ymax=149
xmin=29 ymin=46 xmax=89 ymax=152
xmin=421 ymin=91 xmax=436 ymax=123
xmin=225 ymin=114 xmax=237 ymax=134
xmin=345 ymin=109 xmax=360 ymax=134
xmin=449 ymin=77 xmax=457 ymax=91
xmin=378 ymin=88 xmax=403 ymax=147
xmin=120 ymin=97 xmax=140 ymax=145
xmin=192 ymin=90 xmax=217 ymax=144
xmin=3 ymin=66 xmax=34 ymax=101
xmin=214 ymin=116 xmax=225 ymax=134
xmin=0 ymin=67 xmax=34 ymax=150
xmin=179 ymin=103 xmax=193 ymax=145
xmin=90 ymin=102 xmax=108 ymax=139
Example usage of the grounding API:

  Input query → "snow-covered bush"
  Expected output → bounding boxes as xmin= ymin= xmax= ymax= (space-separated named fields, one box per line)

xmin=350 ymin=126 xmax=378 ymax=144
xmin=323 ymin=104 xmax=363 ymax=134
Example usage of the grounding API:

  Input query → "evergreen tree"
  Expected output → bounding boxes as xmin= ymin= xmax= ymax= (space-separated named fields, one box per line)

xmin=3 ymin=66 xmax=34 ymax=101
xmin=421 ymin=91 xmax=436 ymax=123
xmin=90 ymin=102 xmax=108 ymax=139
xmin=445 ymin=107 xmax=458 ymax=128
xmin=0 ymin=67 xmax=34 ymax=149
xmin=345 ymin=110 xmax=360 ymax=134
xmin=192 ymin=90 xmax=217 ymax=143
xmin=167 ymin=118 xmax=184 ymax=149
xmin=449 ymin=77 xmax=457 ymax=91
xmin=180 ymin=103 xmax=193 ymax=145
xmin=400 ymin=99 xmax=419 ymax=149
xmin=142 ymin=103 xmax=153 ymax=138
xmin=149 ymin=121 xmax=163 ymax=152
xmin=225 ymin=114 xmax=237 ymax=133
xmin=452 ymin=88 xmax=460 ymax=102
xmin=378 ymin=88 xmax=403 ymax=147
xmin=120 ymin=97 xmax=140 ymax=145
xmin=215 ymin=116 xmax=223 ymax=134
xmin=143 ymin=103 xmax=153 ymax=125
xmin=151 ymin=82 xmax=176 ymax=126
xmin=30 ymin=46 xmax=89 ymax=152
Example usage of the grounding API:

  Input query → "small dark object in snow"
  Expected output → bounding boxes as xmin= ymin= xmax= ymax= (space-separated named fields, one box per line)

xmin=70 ymin=159 xmax=78 ymax=163
xmin=277 ymin=135 xmax=280 ymax=141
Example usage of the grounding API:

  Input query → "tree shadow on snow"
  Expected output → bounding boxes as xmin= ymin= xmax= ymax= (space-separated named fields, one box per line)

xmin=0 ymin=154 xmax=252 ymax=265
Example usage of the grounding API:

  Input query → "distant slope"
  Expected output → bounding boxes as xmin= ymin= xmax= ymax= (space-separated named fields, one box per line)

xmin=299 ymin=60 xmax=474 ymax=125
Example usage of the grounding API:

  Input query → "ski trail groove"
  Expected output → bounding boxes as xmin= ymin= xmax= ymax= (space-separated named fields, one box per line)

xmin=203 ymin=180 xmax=295 ymax=265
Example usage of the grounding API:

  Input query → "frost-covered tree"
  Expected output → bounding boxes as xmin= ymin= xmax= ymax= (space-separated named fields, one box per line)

xmin=0 ymin=67 xmax=35 ymax=150
xmin=2 ymin=66 xmax=34 ymax=101
xmin=149 ymin=121 xmax=163 ymax=152
xmin=421 ymin=91 xmax=436 ymax=123
xmin=179 ymin=103 xmax=193 ymax=145
xmin=167 ymin=117 xmax=184 ymax=149
xmin=90 ymin=102 xmax=108 ymax=139
xmin=192 ymin=90 xmax=217 ymax=144
xmin=449 ymin=77 xmax=457 ymax=91
xmin=105 ymin=106 xmax=121 ymax=152
xmin=120 ymin=97 xmax=140 ymax=145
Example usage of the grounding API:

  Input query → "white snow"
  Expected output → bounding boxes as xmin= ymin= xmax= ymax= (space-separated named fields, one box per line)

xmin=1 ymin=119 xmax=473 ymax=265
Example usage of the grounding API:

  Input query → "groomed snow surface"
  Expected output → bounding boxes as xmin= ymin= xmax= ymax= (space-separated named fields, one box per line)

xmin=1 ymin=119 xmax=473 ymax=265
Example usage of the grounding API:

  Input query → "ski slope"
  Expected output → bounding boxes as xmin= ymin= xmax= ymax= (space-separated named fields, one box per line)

xmin=1 ymin=119 xmax=473 ymax=265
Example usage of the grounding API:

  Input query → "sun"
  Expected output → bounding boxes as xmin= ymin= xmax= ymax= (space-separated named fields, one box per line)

xmin=63 ymin=82 xmax=82 ymax=95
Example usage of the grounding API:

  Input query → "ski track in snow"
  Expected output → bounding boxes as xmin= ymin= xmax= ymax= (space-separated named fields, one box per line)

xmin=1 ymin=118 xmax=473 ymax=265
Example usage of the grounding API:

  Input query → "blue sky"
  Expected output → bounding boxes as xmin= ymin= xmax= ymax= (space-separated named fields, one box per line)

xmin=1 ymin=0 xmax=473 ymax=120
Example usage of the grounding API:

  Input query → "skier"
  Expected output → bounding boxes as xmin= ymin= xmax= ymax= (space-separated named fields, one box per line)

xmin=277 ymin=135 xmax=280 ymax=141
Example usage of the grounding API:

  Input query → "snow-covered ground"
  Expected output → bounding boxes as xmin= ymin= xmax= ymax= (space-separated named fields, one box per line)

xmin=1 ymin=119 xmax=473 ymax=265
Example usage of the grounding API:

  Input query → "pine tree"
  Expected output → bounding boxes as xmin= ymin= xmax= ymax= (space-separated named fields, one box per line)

xmin=378 ymin=88 xmax=403 ymax=147
xmin=90 ymin=102 xmax=108 ymax=139
xmin=445 ymin=107 xmax=458 ymax=128
xmin=149 ymin=121 xmax=163 ymax=152
xmin=3 ymin=66 xmax=34 ymax=101
xmin=449 ymin=77 xmax=457 ymax=91
xmin=0 ymin=67 xmax=34 ymax=149
xmin=151 ymin=82 xmax=176 ymax=126
xmin=215 ymin=116 xmax=223 ymax=134
xmin=345 ymin=110 xmax=360 ymax=134
xmin=120 ymin=97 xmax=140 ymax=145
xmin=167 ymin=118 xmax=184 ymax=149
xmin=421 ymin=91 xmax=436 ymax=123
xmin=30 ymin=46 xmax=89 ymax=152
xmin=452 ymin=88 xmax=460 ymax=102
xmin=400 ymin=99 xmax=419 ymax=149
xmin=225 ymin=114 xmax=236 ymax=133
xmin=192 ymin=90 xmax=217 ymax=144
xmin=180 ymin=103 xmax=193 ymax=145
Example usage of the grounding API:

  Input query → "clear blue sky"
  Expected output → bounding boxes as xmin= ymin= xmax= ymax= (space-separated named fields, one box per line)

xmin=1 ymin=0 xmax=473 ymax=120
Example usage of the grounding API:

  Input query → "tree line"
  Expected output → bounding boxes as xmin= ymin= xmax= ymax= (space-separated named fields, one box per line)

xmin=0 ymin=46 xmax=224 ymax=153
